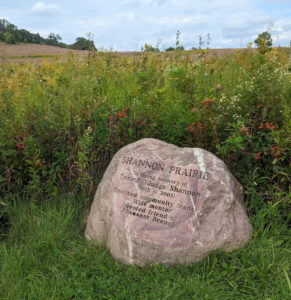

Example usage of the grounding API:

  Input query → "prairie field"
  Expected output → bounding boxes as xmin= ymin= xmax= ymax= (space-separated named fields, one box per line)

xmin=0 ymin=42 xmax=89 ymax=63
xmin=0 ymin=47 xmax=290 ymax=299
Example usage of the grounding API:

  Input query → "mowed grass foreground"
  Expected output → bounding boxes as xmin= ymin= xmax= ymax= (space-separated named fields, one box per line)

xmin=0 ymin=194 xmax=290 ymax=299
xmin=0 ymin=48 xmax=290 ymax=299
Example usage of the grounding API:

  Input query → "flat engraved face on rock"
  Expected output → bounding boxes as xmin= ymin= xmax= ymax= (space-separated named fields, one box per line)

xmin=114 ymin=155 xmax=207 ymax=250
xmin=85 ymin=138 xmax=253 ymax=266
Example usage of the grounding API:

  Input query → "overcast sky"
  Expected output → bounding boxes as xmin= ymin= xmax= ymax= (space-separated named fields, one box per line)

xmin=1 ymin=0 xmax=290 ymax=50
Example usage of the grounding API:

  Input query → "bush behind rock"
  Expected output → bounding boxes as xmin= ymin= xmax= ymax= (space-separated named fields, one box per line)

xmin=0 ymin=50 xmax=290 ymax=213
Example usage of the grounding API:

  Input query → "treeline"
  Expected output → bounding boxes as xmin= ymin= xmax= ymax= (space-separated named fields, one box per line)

xmin=0 ymin=19 xmax=96 ymax=51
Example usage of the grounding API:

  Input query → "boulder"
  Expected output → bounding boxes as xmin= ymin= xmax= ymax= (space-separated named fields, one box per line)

xmin=85 ymin=138 xmax=252 ymax=266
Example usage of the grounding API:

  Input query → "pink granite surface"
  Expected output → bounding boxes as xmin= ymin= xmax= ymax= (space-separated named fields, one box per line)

xmin=85 ymin=138 xmax=252 ymax=266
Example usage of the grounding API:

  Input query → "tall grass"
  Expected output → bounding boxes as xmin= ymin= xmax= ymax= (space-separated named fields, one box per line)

xmin=0 ymin=49 xmax=290 ymax=203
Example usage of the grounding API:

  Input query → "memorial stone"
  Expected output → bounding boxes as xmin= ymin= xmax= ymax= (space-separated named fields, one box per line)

xmin=85 ymin=138 xmax=252 ymax=266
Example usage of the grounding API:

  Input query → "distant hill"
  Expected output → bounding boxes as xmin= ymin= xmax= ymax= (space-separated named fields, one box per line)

xmin=0 ymin=42 xmax=89 ymax=63
xmin=0 ymin=42 xmax=243 ymax=62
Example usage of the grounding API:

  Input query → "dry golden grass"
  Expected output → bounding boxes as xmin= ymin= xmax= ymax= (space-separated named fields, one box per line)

xmin=1 ymin=42 xmax=289 ymax=64
xmin=0 ymin=42 xmax=88 ymax=63
xmin=0 ymin=42 xmax=86 ymax=56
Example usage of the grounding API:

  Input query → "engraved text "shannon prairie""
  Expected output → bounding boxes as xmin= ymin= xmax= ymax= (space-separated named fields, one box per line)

xmin=121 ymin=157 xmax=165 ymax=172
xmin=121 ymin=156 xmax=209 ymax=180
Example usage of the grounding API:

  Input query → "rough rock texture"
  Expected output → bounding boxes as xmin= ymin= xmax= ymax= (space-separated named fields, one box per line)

xmin=85 ymin=138 xmax=252 ymax=266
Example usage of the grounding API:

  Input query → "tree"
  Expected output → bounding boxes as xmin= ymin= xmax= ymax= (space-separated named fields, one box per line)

xmin=32 ymin=33 xmax=45 ymax=44
xmin=45 ymin=33 xmax=62 ymax=46
xmin=0 ymin=19 xmax=97 ymax=49
xmin=0 ymin=20 xmax=19 ymax=43
xmin=176 ymin=45 xmax=184 ymax=51
xmin=0 ymin=19 xmax=47 ymax=45
xmin=254 ymin=31 xmax=272 ymax=54
xmin=165 ymin=46 xmax=175 ymax=51
xmin=19 ymin=29 xmax=33 ymax=43
xmin=6 ymin=23 xmax=17 ymax=33
xmin=4 ymin=32 xmax=16 ymax=44
xmin=0 ymin=19 xmax=11 ymax=33
xmin=71 ymin=37 xmax=96 ymax=51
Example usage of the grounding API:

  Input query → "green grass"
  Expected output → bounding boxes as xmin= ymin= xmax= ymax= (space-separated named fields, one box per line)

xmin=1 ymin=192 xmax=290 ymax=299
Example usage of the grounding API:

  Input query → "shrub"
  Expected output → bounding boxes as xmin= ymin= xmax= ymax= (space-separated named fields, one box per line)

xmin=0 ymin=50 xmax=289 ymax=209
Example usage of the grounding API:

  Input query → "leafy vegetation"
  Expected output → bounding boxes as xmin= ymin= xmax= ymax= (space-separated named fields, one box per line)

xmin=254 ymin=31 xmax=273 ymax=54
xmin=0 ymin=45 xmax=290 ymax=298
xmin=0 ymin=48 xmax=289 ymax=201
xmin=142 ymin=43 xmax=160 ymax=52
xmin=72 ymin=37 xmax=96 ymax=51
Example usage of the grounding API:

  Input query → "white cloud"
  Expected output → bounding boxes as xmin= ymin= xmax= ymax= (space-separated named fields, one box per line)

xmin=264 ymin=0 xmax=290 ymax=2
xmin=1 ymin=0 xmax=290 ymax=50
xmin=31 ymin=2 xmax=59 ymax=15
xmin=222 ymin=13 xmax=272 ymax=39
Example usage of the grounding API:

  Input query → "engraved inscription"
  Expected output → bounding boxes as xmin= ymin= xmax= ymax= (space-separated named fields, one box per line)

xmin=118 ymin=156 xmax=209 ymax=230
